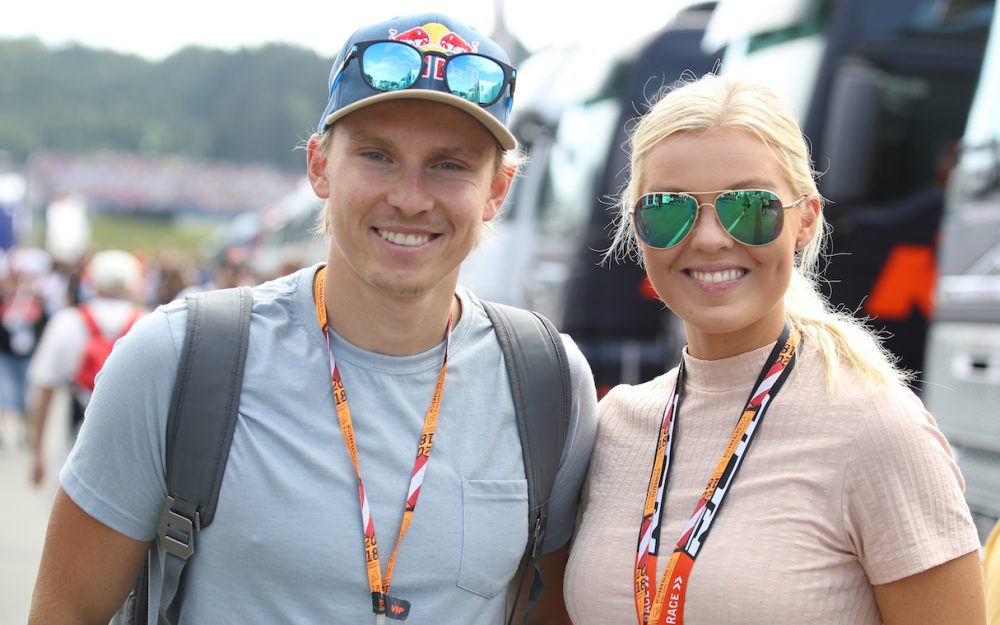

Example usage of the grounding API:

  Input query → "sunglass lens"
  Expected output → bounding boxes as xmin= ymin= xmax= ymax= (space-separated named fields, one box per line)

xmin=361 ymin=42 xmax=423 ymax=91
xmin=635 ymin=194 xmax=697 ymax=249
xmin=715 ymin=190 xmax=784 ymax=246
xmin=446 ymin=55 xmax=506 ymax=105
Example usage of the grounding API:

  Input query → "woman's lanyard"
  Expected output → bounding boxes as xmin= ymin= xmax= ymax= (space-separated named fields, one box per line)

xmin=314 ymin=267 xmax=452 ymax=623
xmin=634 ymin=322 xmax=800 ymax=625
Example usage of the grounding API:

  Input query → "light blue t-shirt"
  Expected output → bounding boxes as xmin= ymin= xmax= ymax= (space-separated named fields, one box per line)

xmin=61 ymin=265 xmax=597 ymax=625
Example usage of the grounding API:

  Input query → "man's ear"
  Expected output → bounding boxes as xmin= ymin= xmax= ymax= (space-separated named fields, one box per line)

xmin=307 ymin=134 xmax=330 ymax=200
xmin=483 ymin=163 xmax=515 ymax=222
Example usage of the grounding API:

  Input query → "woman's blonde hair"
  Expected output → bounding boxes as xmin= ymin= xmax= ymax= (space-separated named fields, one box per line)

xmin=606 ymin=74 xmax=912 ymax=390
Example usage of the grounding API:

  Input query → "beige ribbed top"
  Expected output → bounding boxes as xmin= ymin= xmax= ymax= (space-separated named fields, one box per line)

xmin=564 ymin=341 xmax=980 ymax=625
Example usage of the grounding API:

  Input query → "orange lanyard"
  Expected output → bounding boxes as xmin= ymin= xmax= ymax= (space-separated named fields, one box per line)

xmin=634 ymin=323 xmax=799 ymax=625
xmin=314 ymin=267 xmax=452 ymax=622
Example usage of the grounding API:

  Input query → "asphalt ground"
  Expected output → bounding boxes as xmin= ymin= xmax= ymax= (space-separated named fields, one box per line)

xmin=0 ymin=389 xmax=70 ymax=625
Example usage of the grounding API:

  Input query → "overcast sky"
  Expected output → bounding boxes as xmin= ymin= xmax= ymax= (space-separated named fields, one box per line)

xmin=0 ymin=0 xmax=686 ymax=61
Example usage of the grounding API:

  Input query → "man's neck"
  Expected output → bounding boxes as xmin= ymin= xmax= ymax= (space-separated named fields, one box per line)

xmin=320 ymin=266 xmax=460 ymax=357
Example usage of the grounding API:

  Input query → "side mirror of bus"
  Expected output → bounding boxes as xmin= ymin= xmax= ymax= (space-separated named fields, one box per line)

xmin=819 ymin=61 xmax=884 ymax=206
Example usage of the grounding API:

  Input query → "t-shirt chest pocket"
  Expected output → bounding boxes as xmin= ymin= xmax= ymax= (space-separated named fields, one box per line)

xmin=456 ymin=478 xmax=529 ymax=598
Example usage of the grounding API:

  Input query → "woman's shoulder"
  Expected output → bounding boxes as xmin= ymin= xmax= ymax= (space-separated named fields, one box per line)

xmin=853 ymin=380 xmax=942 ymax=445
xmin=789 ymin=341 xmax=906 ymax=410
xmin=591 ymin=368 xmax=680 ymax=451
xmin=599 ymin=367 xmax=679 ymax=420
xmin=817 ymin=348 xmax=948 ymax=458
xmin=814 ymin=344 xmax=925 ymax=417
xmin=605 ymin=367 xmax=678 ymax=399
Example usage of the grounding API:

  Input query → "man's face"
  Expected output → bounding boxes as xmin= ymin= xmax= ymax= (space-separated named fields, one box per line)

xmin=308 ymin=99 xmax=512 ymax=301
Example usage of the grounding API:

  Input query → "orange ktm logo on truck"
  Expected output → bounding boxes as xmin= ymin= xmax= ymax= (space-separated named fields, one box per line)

xmin=864 ymin=243 xmax=937 ymax=320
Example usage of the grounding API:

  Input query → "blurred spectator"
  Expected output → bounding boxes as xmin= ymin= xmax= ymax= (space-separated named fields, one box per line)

xmin=133 ymin=249 xmax=198 ymax=307
xmin=153 ymin=260 xmax=195 ymax=306
xmin=26 ymin=250 xmax=146 ymax=486
xmin=176 ymin=244 xmax=255 ymax=298
xmin=37 ymin=257 xmax=81 ymax=316
xmin=27 ymin=152 xmax=299 ymax=217
xmin=0 ymin=247 xmax=51 ymax=448
xmin=213 ymin=244 xmax=255 ymax=289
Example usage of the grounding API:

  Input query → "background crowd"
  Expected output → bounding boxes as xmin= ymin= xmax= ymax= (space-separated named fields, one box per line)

xmin=0 ymin=243 xmax=261 ymax=451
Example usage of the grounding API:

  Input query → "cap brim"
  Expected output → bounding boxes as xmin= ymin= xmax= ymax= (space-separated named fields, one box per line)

xmin=323 ymin=91 xmax=517 ymax=151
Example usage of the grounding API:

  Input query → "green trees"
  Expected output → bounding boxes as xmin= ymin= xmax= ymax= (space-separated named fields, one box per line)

xmin=0 ymin=38 xmax=329 ymax=172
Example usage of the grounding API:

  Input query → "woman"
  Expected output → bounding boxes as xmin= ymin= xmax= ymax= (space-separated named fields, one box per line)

xmin=564 ymin=75 xmax=984 ymax=625
xmin=985 ymin=520 xmax=1000 ymax=624
xmin=0 ymin=247 xmax=50 ymax=448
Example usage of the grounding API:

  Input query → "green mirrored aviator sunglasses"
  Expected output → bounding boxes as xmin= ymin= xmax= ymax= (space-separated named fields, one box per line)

xmin=631 ymin=189 xmax=806 ymax=249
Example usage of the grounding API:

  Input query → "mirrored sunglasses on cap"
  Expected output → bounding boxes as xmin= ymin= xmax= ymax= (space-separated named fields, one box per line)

xmin=328 ymin=39 xmax=517 ymax=109
xmin=631 ymin=189 xmax=806 ymax=249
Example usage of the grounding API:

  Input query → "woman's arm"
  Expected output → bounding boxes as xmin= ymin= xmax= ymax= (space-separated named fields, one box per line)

xmin=874 ymin=551 xmax=985 ymax=625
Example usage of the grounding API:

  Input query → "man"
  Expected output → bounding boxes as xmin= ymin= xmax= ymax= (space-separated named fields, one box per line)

xmin=174 ymin=243 xmax=254 ymax=298
xmin=26 ymin=249 xmax=145 ymax=487
xmin=27 ymin=12 xmax=597 ymax=625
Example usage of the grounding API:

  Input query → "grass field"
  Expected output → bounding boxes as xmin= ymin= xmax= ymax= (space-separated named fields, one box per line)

xmin=87 ymin=214 xmax=225 ymax=258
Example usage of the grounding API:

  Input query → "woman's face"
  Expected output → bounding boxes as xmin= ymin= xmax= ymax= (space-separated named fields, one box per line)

xmin=636 ymin=127 xmax=818 ymax=360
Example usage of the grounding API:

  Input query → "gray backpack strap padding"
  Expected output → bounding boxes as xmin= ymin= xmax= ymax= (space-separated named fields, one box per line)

xmin=155 ymin=286 xmax=253 ymax=625
xmin=481 ymin=300 xmax=571 ymax=625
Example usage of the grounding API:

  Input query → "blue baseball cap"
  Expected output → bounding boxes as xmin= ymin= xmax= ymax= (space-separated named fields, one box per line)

xmin=316 ymin=12 xmax=518 ymax=150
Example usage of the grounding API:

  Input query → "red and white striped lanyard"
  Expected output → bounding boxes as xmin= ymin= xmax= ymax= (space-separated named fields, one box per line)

xmin=634 ymin=322 xmax=800 ymax=625
xmin=314 ymin=267 xmax=452 ymax=623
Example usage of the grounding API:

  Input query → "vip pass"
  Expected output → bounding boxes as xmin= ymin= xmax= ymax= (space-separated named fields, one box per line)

xmin=314 ymin=267 xmax=452 ymax=621
xmin=634 ymin=322 xmax=800 ymax=625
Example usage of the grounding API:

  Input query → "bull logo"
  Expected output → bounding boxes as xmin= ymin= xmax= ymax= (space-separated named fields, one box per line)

xmin=389 ymin=22 xmax=479 ymax=54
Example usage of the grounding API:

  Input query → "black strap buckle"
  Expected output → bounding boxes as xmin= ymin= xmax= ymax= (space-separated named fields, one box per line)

xmin=158 ymin=496 xmax=200 ymax=560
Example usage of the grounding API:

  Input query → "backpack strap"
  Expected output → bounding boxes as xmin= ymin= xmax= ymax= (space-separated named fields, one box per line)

xmin=78 ymin=303 xmax=143 ymax=340
xmin=76 ymin=304 xmax=100 ymax=337
xmin=481 ymin=300 xmax=571 ymax=625
xmin=155 ymin=286 xmax=253 ymax=625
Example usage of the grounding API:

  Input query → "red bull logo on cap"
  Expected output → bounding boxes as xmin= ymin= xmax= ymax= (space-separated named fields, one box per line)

xmin=389 ymin=22 xmax=479 ymax=54
xmin=389 ymin=22 xmax=479 ymax=81
xmin=389 ymin=26 xmax=433 ymax=49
